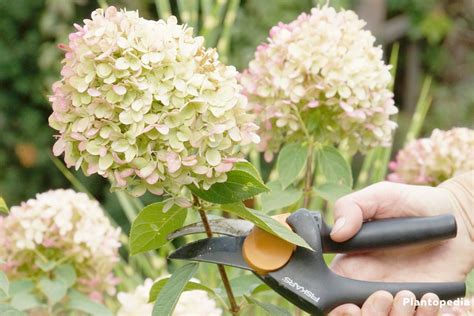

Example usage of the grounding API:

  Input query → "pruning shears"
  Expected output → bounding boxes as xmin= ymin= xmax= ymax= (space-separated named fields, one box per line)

xmin=168 ymin=209 xmax=466 ymax=315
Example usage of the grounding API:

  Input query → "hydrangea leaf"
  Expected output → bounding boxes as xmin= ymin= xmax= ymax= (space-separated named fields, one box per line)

xmin=38 ymin=277 xmax=67 ymax=305
xmin=317 ymin=146 xmax=353 ymax=188
xmin=189 ymin=162 xmax=269 ymax=204
xmin=0 ymin=271 xmax=9 ymax=297
xmin=313 ymin=183 xmax=352 ymax=203
xmin=0 ymin=304 xmax=26 ymax=316
xmin=261 ymin=182 xmax=302 ymax=212
xmin=148 ymin=278 xmax=214 ymax=303
xmin=54 ymin=264 xmax=76 ymax=288
xmin=152 ymin=263 xmax=198 ymax=316
xmin=276 ymin=143 xmax=308 ymax=189
xmin=11 ymin=292 xmax=41 ymax=311
xmin=0 ymin=197 xmax=8 ymax=214
xmin=245 ymin=296 xmax=291 ymax=316
xmin=67 ymin=290 xmax=113 ymax=316
xmin=130 ymin=202 xmax=187 ymax=255
xmin=220 ymin=203 xmax=312 ymax=250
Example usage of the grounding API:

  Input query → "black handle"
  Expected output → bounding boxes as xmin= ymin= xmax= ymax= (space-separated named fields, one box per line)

xmin=319 ymin=214 xmax=457 ymax=253
xmin=321 ymin=272 xmax=466 ymax=312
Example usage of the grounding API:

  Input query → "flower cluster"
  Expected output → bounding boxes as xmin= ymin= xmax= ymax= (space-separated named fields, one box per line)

xmin=240 ymin=6 xmax=397 ymax=160
xmin=117 ymin=278 xmax=222 ymax=316
xmin=49 ymin=7 xmax=259 ymax=196
xmin=0 ymin=189 xmax=121 ymax=301
xmin=388 ymin=128 xmax=474 ymax=185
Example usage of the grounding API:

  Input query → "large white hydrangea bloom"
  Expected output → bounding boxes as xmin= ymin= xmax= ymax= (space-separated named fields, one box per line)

xmin=0 ymin=189 xmax=121 ymax=301
xmin=49 ymin=7 xmax=259 ymax=196
xmin=240 ymin=6 xmax=397 ymax=161
xmin=117 ymin=278 xmax=222 ymax=316
xmin=388 ymin=128 xmax=474 ymax=185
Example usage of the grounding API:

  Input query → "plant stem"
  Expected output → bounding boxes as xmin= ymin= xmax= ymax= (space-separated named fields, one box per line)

xmin=192 ymin=195 xmax=240 ymax=315
xmin=303 ymin=141 xmax=315 ymax=208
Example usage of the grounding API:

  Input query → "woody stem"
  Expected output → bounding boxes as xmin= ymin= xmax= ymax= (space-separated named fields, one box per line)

xmin=192 ymin=194 xmax=240 ymax=315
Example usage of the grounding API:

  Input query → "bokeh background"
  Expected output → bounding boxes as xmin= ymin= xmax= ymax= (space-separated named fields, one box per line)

xmin=1 ymin=0 xmax=473 ymax=227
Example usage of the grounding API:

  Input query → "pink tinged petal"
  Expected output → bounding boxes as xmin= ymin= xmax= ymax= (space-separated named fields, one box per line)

xmin=146 ymin=172 xmax=160 ymax=185
xmin=119 ymin=169 xmax=134 ymax=178
xmin=52 ymin=138 xmax=66 ymax=156
xmin=182 ymin=155 xmax=197 ymax=166
xmin=156 ymin=124 xmax=170 ymax=135
xmin=264 ymin=151 xmax=274 ymax=162
xmin=114 ymin=171 xmax=127 ymax=187
xmin=113 ymin=85 xmax=127 ymax=96
xmin=388 ymin=161 xmax=398 ymax=171
xmin=76 ymin=141 xmax=86 ymax=152
xmin=387 ymin=173 xmax=402 ymax=183
xmin=87 ymin=164 xmax=99 ymax=175
xmin=308 ymin=100 xmax=320 ymax=108
xmin=98 ymin=147 xmax=108 ymax=157
xmin=89 ymin=291 xmax=103 ymax=303
xmin=215 ymin=162 xmax=233 ymax=173
xmin=167 ymin=158 xmax=181 ymax=173
xmin=87 ymin=88 xmax=101 ymax=97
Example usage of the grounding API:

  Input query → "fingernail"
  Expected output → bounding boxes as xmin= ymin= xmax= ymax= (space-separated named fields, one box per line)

xmin=396 ymin=292 xmax=415 ymax=313
xmin=374 ymin=295 xmax=392 ymax=314
xmin=331 ymin=217 xmax=346 ymax=235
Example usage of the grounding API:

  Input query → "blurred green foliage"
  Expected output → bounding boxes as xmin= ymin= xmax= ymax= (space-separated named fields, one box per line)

xmin=0 ymin=0 xmax=472 ymax=208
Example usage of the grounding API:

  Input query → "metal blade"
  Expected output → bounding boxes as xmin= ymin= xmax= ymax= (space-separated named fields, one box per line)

xmin=167 ymin=219 xmax=254 ymax=240
xmin=169 ymin=236 xmax=252 ymax=270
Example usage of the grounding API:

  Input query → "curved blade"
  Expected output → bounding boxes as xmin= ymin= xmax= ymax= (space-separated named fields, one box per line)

xmin=167 ymin=219 xmax=253 ymax=240
xmin=169 ymin=236 xmax=252 ymax=271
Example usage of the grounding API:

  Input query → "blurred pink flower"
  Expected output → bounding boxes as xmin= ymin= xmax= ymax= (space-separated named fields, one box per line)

xmin=240 ymin=6 xmax=397 ymax=160
xmin=388 ymin=128 xmax=474 ymax=185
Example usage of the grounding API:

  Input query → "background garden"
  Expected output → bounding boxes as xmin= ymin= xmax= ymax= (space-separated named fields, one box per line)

xmin=0 ymin=0 xmax=473 ymax=315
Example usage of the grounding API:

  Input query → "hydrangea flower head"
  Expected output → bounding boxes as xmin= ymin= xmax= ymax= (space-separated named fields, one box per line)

xmin=49 ymin=7 xmax=259 ymax=196
xmin=0 ymin=189 xmax=121 ymax=301
xmin=240 ymin=6 xmax=397 ymax=160
xmin=117 ymin=278 xmax=222 ymax=316
xmin=388 ymin=128 xmax=474 ymax=185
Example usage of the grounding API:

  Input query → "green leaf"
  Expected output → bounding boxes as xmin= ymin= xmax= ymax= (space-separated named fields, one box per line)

xmin=261 ymin=182 xmax=302 ymax=212
xmin=152 ymin=263 xmax=198 ymax=316
xmin=221 ymin=203 xmax=312 ymax=250
xmin=11 ymin=293 xmax=41 ymax=311
xmin=313 ymin=183 xmax=352 ymax=203
xmin=0 ymin=271 xmax=9 ymax=297
xmin=67 ymin=290 xmax=113 ymax=316
xmin=189 ymin=162 xmax=269 ymax=204
xmin=277 ymin=143 xmax=308 ymax=189
xmin=130 ymin=202 xmax=187 ymax=255
xmin=38 ymin=277 xmax=67 ymax=305
xmin=149 ymin=278 xmax=214 ymax=303
xmin=251 ymin=284 xmax=271 ymax=294
xmin=0 ymin=304 xmax=26 ymax=316
xmin=35 ymin=258 xmax=56 ymax=272
xmin=9 ymin=280 xmax=34 ymax=297
xmin=54 ymin=264 xmax=76 ymax=288
xmin=317 ymin=146 xmax=353 ymax=187
xmin=0 ymin=197 xmax=8 ymax=214
xmin=245 ymin=296 xmax=291 ymax=316
xmin=217 ymin=274 xmax=262 ymax=298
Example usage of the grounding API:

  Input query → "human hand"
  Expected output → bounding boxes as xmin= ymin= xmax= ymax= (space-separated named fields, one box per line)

xmin=327 ymin=181 xmax=473 ymax=316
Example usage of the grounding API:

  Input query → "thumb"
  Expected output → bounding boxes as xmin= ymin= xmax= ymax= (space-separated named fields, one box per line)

xmin=330 ymin=181 xmax=407 ymax=242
